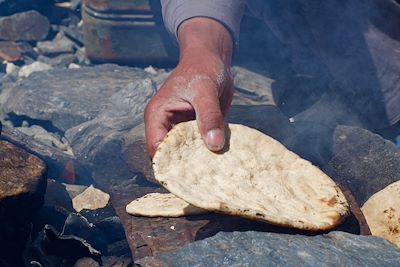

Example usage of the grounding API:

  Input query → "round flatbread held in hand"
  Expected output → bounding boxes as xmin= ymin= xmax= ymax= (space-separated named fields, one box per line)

xmin=153 ymin=121 xmax=349 ymax=231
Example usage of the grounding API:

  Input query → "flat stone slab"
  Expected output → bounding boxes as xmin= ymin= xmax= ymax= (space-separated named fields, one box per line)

xmin=1 ymin=64 xmax=154 ymax=132
xmin=110 ymin=180 xmax=327 ymax=260
xmin=136 ymin=231 xmax=400 ymax=267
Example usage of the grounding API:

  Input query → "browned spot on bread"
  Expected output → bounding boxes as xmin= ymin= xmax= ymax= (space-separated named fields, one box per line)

xmin=384 ymin=207 xmax=395 ymax=220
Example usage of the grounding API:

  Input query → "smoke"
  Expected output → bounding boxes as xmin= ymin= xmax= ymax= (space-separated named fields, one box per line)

xmin=235 ymin=0 xmax=399 ymax=131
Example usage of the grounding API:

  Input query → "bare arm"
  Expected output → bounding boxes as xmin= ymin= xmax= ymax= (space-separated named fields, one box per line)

xmin=144 ymin=17 xmax=234 ymax=157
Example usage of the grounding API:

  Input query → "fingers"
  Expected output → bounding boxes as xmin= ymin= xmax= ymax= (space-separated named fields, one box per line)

xmin=144 ymin=101 xmax=171 ymax=158
xmin=191 ymin=80 xmax=226 ymax=152
xmin=144 ymin=93 xmax=195 ymax=158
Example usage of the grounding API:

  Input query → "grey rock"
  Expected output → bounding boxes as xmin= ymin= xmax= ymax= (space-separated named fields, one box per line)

xmin=0 ymin=123 xmax=79 ymax=184
xmin=96 ymin=216 xmax=126 ymax=243
xmin=231 ymin=66 xmax=275 ymax=106
xmin=15 ymin=125 xmax=72 ymax=155
xmin=70 ymin=0 xmax=81 ymax=11
xmin=74 ymin=257 xmax=99 ymax=267
xmin=63 ymin=213 xmax=108 ymax=254
xmin=5 ymin=61 xmax=18 ymax=75
xmin=137 ymin=231 xmax=400 ymax=267
xmin=31 ymin=224 xmax=101 ymax=264
xmin=60 ymin=24 xmax=84 ymax=47
xmin=64 ymin=183 xmax=88 ymax=200
xmin=324 ymin=125 xmax=400 ymax=205
xmin=47 ymin=54 xmax=77 ymax=68
xmin=65 ymin=77 xmax=156 ymax=162
xmin=75 ymin=47 xmax=90 ymax=65
xmin=18 ymin=61 xmax=52 ymax=78
xmin=36 ymin=32 xmax=76 ymax=56
xmin=0 ymin=10 xmax=49 ymax=41
xmin=101 ymin=256 xmax=133 ymax=267
xmin=1 ymin=64 xmax=154 ymax=132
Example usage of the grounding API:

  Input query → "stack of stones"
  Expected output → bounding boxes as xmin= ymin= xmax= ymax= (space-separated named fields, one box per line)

xmin=0 ymin=0 xmax=87 ymax=81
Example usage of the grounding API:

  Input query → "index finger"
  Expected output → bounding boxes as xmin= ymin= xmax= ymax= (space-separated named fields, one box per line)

xmin=144 ymin=103 xmax=171 ymax=158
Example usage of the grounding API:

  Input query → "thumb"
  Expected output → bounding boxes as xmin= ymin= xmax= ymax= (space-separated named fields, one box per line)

xmin=191 ymin=83 xmax=226 ymax=152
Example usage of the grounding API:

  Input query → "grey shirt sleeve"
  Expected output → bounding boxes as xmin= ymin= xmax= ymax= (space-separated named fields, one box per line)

xmin=160 ymin=0 xmax=245 ymax=44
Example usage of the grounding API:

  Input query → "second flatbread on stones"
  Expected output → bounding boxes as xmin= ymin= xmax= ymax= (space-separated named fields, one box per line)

xmin=361 ymin=180 xmax=400 ymax=248
xmin=153 ymin=121 xmax=349 ymax=231
xmin=126 ymin=192 xmax=207 ymax=217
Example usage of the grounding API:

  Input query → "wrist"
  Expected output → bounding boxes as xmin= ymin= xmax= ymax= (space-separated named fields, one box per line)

xmin=177 ymin=17 xmax=233 ymax=65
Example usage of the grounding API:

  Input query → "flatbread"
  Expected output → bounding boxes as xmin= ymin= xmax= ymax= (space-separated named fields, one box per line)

xmin=126 ymin=192 xmax=207 ymax=217
xmin=361 ymin=181 xmax=400 ymax=247
xmin=153 ymin=121 xmax=349 ymax=231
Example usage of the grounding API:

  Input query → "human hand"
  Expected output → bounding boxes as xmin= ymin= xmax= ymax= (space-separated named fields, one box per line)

xmin=144 ymin=18 xmax=234 ymax=158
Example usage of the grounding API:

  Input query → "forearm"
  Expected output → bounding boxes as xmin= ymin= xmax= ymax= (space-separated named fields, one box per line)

xmin=178 ymin=17 xmax=233 ymax=66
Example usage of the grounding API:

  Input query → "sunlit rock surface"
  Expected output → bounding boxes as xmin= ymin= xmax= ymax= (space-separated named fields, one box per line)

xmin=137 ymin=231 xmax=400 ymax=267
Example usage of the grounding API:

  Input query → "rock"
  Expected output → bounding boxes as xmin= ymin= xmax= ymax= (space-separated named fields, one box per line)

xmin=0 ymin=11 xmax=49 ymax=41
xmin=44 ymin=179 xmax=74 ymax=212
xmin=110 ymin=180 xmax=277 ymax=260
xmin=36 ymin=31 xmax=76 ymax=56
xmin=231 ymin=66 xmax=275 ymax=106
xmin=285 ymin=121 xmax=334 ymax=167
xmin=69 ymin=63 xmax=81 ymax=69
xmin=1 ymin=64 xmax=155 ymax=132
xmin=136 ymin=231 xmax=400 ymax=267
xmin=0 ymin=123 xmax=83 ymax=185
xmin=64 ymin=183 xmax=88 ymax=199
xmin=144 ymin=66 xmax=157 ymax=75
xmin=37 ymin=54 xmax=77 ymax=68
xmin=0 ymin=140 xmax=47 ymax=266
xmin=30 ymin=224 xmax=101 ymax=264
xmin=121 ymin=123 xmax=155 ymax=183
xmin=32 ymin=179 xmax=72 ymax=237
xmin=74 ymin=257 xmax=99 ymax=267
xmin=64 ymin=77 xmax=156 ymax=162
xmin=0 ymin=140 xmax=47 ymax=211
xmin=72 ymin=185 xmax=110 ymax=212
xmin=60 ymin=25 xmax=84 ymax=47
xmin=324 ymin=125 xmax=400 ymax=205
xmin=5 ymin=61 xmax=18 ymax=75
xmin=101 ymin=256 xmax=133 ymax=267
xmin=75 ymin=47 xmax=90 ymax=65
xmin=227 ymin=105 xmax=291 ymax=143
xmin=104 ymin=172 xmax=361 ymax=260
xmin=70 ymin=0 xmax=82 ymax=11
xmin=63 ymin=213 xmax=109 ymax=254
xmin=95 ymin=216 xmax=126 ymax=244
xmin=0 ymin=41 xmax=22 ymax=61
xmin=19 ymin=41 xmax=37 ymax=59
xmin=15 ymin=124 xmax=73 ymax=155
xmin=19 ymin=61 xmax=52 ymax=78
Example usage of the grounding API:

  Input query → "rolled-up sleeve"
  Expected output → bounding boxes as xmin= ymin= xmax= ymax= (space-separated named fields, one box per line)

xmin=160 ymin=0 xmax=245 ymax=44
